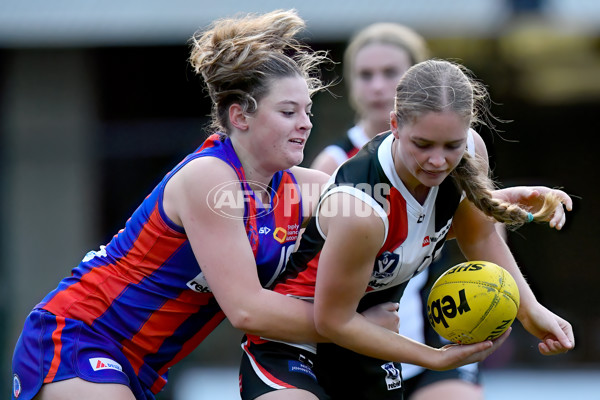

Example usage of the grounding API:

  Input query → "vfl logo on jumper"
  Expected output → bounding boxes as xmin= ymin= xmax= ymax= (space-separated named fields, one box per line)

xmin=428 ymin=288 xmax=471 ymax=328
xmin=381 ymin=362 xmax=402 ymax=391
xmin=369 ymin=251 xmax=401 ymax=288
xmin=207 ymin=180 xmax=279 ymax=220
xmin=187 ymin=272 xmax=211 ymax=293
xmin=90 ymin=357 xmax=123 ymax=372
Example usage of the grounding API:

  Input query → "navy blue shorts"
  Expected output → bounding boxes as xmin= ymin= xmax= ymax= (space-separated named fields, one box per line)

xmin=239 ymin=335 xmax=330 ymax=400
xmin=12 ymin=309 xmax=154 ymax=400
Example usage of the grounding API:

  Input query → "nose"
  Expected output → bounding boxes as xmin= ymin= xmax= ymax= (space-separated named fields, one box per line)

xmin=370 ymin=74 xmax=387 ymax=91
xmin=427 ymin=150 xmax=446 ymax=168
xmin=300 ymin=112 xmax=313 ymax=131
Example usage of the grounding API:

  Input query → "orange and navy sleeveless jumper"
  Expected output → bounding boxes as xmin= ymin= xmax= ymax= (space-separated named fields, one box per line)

xmin=12 ymin=134 xmax=303 ymax=399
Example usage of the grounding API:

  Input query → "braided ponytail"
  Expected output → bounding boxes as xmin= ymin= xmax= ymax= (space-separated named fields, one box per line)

xmin=452 ymin=153 xmax=562 ymax=229
xmin=394 ymin=59 xmax=561 ymax=230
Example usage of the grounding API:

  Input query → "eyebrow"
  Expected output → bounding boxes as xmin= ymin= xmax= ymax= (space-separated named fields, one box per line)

xmin=277 ymin=100 xmax=313 ymax=108
xmin=412 ymin=137 xmax=466 ymax=145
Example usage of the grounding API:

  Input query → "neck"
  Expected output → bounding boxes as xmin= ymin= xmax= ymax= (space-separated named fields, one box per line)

xmin=229 ymin=135 xmax=274 ymax=189
xmin=391 ymin=138 xmax=430 ymax=204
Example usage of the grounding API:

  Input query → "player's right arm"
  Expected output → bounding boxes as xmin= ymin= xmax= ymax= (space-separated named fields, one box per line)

xmin=163 ymin=156 xmax=325 ymax=342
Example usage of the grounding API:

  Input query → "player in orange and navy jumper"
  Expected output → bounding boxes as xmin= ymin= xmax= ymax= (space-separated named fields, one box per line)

xmin=12 ymin=133 xmax=304 ymax=400
xmin=11 ymin=10 xmax=372 ymax=400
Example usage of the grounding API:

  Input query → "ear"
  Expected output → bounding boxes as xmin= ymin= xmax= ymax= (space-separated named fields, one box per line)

xmin=229 ymin=104 xmax=249 ymax=131
xmin=390 ymin=112 xmax=400 ymax=139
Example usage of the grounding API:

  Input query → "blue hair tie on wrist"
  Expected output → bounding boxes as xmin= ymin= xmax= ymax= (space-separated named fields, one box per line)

xmin=526 ymin=212 xmax=534 ymax=223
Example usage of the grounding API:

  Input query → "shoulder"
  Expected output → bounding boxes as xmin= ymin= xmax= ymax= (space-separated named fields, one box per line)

xmin=319 ymin=190 xmax=386 ymax=250
xmin=178 ymin=155 xmax=238 ymax=186
xmin=164 ymin=156 xmax=242 ymax=225
xmin=290 ymin=166 xmax=330 ymax=191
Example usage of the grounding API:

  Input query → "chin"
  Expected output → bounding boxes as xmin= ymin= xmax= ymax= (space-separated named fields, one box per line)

xmin=417 ymin=173 xmax=447 ymax=187
xmin=290 ymin=152 xmax=304 ymax=166
xmin=280 ymin=158 xmax=302 ymax=171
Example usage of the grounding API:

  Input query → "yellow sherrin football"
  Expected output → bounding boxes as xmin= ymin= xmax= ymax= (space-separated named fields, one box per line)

xmin=427 ymin=261 xmax=520 ymax=344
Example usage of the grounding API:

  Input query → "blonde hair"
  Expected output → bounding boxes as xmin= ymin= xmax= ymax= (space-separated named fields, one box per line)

xmin=452 ymin=153 xmax=561 ymax=229
xmin=344 ymin=23 xmax=429 ymax=99
xmin=394 ymin=59 xmax=560 ymax=229
xmin=189 ymin=9 xmax=333 ymax=134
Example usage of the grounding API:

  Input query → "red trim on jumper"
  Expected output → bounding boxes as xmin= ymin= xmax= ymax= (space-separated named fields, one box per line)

xmin=44 ymin=317 xmax=66 ymax=383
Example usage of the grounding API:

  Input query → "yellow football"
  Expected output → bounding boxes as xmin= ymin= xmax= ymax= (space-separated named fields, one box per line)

xmin=426 ymin=261 xmax=520 ymax=344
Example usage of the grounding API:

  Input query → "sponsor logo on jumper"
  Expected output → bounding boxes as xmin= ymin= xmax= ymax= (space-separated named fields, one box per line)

xmin=187 ymin=272 xmax=211 ymax=293
xmin=82 ymin=245 xmax=108 ymax=262
xmin=422 ymin=236 xmax=430 ymax=247
xmin=90 ymin=357 xmax=123 ymax=372
xmin=258 ymin=226 xmax=271 ymax=235
xmin=13 ymin=374 xmax=21 ymax=398
xmin=381 ymin=362 xmax=402 ymax=390
xmin=417 ymin=214 xmax=425 ymax=223
xmin=286 ymin=224 xmax=299 ymax=242
xmin=273 ymin=227 xmax=287 ymax=244
xmin=273 ymin=223 xmax=300 ymax=244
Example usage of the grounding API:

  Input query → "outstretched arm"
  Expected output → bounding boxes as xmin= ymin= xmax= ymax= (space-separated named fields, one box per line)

xmin=165 ymin=157 xmax=325 ymax=342
xmin=164 ymin=158 xmax=398 ymax=343
xmin=452 ymin=198 xmax=575 ymax=355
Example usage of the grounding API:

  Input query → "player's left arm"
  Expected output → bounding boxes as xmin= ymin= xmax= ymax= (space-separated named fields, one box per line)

xmin=452 ymin=199 xmax=574 ymax=355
